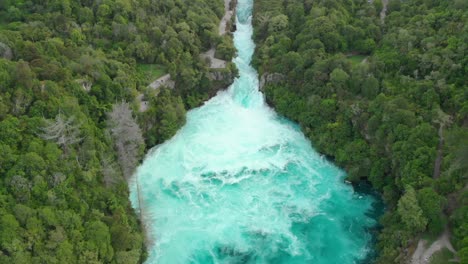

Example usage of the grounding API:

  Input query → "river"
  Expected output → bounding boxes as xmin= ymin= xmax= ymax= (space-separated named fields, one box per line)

xmin=130 ymin=0 xmax=378 ymax=263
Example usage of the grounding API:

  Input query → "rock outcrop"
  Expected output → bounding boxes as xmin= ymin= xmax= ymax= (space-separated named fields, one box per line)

xmin=259 ymin=72 xmax=285 ymax=90
xmin=208 ymin=69 xmax=235 ymax=83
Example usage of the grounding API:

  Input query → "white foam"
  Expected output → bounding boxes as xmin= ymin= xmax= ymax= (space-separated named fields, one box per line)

xmin=130 ymin=0 xmax=377 ymax=262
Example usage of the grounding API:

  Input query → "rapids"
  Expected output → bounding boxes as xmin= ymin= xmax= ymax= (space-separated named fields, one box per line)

xmin=130 ymin=0 xmax=378 ymax=263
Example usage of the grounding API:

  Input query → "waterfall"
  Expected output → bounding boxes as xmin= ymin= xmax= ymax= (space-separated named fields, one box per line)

xmin=130 ymin=0 xmax=378 ymax=263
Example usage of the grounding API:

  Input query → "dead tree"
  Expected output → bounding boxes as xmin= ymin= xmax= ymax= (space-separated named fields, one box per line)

xmin=40 ymin=113 xmax=82 ymax=154
xmin=107 ymin=102 xmax=144 ymax=181
xmin=433 ymin=108 xmax=452 ymax=179
xmin=101 ymin=157 xmax=120 ymax=188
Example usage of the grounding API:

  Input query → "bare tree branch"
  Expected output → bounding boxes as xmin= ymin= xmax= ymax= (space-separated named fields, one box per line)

xmin=107 ymin=102 xmax=144 ymax=181
xmin=101 ymin=157 xmax=121 ymax=188
xmin=40 ymin=113 xmax=83 ymax=153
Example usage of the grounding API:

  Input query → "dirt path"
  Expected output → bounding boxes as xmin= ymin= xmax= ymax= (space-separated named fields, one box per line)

xmin=219 ymin=0 xmax=234 ymax=35
xmin=411 ymin=227 xmax=457 ymax=264
xmin=380 ymin=0 xmax=388 ymax=24
xmin=433 ymin=128 xmax=444 ymax=179
xmin=200 ymin=48 xmax=228 ymax=69
xmin=137 ymin=74 xmax=175 ymax=112
xmin=412 ymin=240 xmax=427 ymax=264
xmin=139 ymin=0 xmax=234 ymax=111
xmin=433 ymin=110 xmax=452 ymax=179
xmin=148 ymin=74 xmax=175 ymax=90
xmin=137 ymin=94 xmax=148 ymax=112
xmin=200 ymin=0 xmax=233 ymax=68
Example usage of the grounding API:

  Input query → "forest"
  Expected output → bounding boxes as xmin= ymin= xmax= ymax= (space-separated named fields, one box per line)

xmin=252 ymin=0 xmax=467 ymax=263
xmin=0 ymin=0 xmax=236 ymax=262
xmin=0 ymin=0 xmax=466 ymax=263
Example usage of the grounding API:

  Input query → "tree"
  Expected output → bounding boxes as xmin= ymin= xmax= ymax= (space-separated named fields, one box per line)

xmin=268 ymin=15 xmax=288 ymax=34
xmin=362 ymin=76 xmax=379 ymax=98
xmin=216 ymin=36 xmax=236 ymax=60
xmin=0 ymin=42 xmax=13 ymax=60
xmin=101 ymin=157 xmax=121 ymax=188
xmin=84 ymin=220 xmax=114 ymax=262
xmin=15 ymin=60 xmax=34 ymax=89
xmin=40 ymin=113 xmax=82 ymax=153
xmin=432 ymin=107 xmax=452 ymax=179
xmin=417 ymin=188 xmax=446 ymax=234
xmin=8 ymin=175 xmax=31 ymax=202
xmin=157 ymin=91 xmax=186 ymax=141
xmin=397 ymin=186 xmax=428 ymax=234
xmin=330 ymin=68 xmax=349 ymax=90
xmin=0 ymin=214 xmax=21 ymax=251
xmin=356 ymin=38 xmax=376 ymax=54
xmin=107 ymin=102 xmax=144 ymax=180
xmin=97 ymin=4 xmax=112 ymax=21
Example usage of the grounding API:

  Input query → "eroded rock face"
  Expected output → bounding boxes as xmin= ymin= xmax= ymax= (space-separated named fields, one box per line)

xmin=208 ymin=71 xmax=225 ymax=81
xmin=208 ymin=70 xmax=235 ymax=83
xmin=259 ymin=72 xmax=285 ymax=90
xmin=0 ymin=42 xmax=13 ymax=60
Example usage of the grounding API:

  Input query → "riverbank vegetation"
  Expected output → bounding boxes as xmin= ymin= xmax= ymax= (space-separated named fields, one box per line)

xmin=0 ymin=0 xmax=234 ymax=262
xmin=253 ymin=0 xmax=467 ymax=262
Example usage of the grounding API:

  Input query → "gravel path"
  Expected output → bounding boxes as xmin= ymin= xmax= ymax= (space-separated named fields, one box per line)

xmin=137 ymin=74 xmax=175 ymax=112
xmin=137 ymin=94 xmax=148 ymax=112
xmin=148 ymin=74 xmax=174 ymax=90
xmin=380 ymin=0 xmax=388 ymax=23
xmin=219 ymin=0 xmax=233 ymax=35
xmin=411 ymin=228 xmax=458 ymax=264
xmin=200 ymin=48 xmax=228 ymax=69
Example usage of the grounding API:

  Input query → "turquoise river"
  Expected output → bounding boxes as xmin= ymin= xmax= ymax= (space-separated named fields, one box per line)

xmin=130 ymin=0 xmax=379 ymax=263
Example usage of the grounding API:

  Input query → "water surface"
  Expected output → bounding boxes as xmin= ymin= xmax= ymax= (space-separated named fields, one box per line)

xmin=131 ymin=0 xmax=378 ymax=263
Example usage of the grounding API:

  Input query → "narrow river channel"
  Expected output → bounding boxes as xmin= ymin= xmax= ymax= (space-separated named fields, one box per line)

xmin=131 ymin=0 xmax=378 ymax=263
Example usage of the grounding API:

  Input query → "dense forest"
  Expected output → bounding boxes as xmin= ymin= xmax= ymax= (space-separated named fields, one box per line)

xmin=0 ymin=0 xmax=236 ymax=262
xmin=0 ymin=0 xmax=466 ymax=263
xmin=252 ymin=0 xmax=467 ymax=263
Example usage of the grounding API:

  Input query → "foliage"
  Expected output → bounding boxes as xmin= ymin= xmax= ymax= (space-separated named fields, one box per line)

xmin=216 ymin=35 xmax=236 ymax=61
xmin=429 ymin=248 xmax=454 ymax=264
xmin=139 ymin=89 xmax=187 ymax=147
xmin=398 ymin=186 xmax=428 ymax=234
xmin=347 ymin=55 xmax=367 ymax=66
xmin=108 ymin=102 xmax=144 ymax=181
xmin=0 ymin=0 xmax=232 ymax=261
xmin=136 ymin=64 xmax=167 ymax=86
xmin=253 ymin=0 xmax=468 ymax=262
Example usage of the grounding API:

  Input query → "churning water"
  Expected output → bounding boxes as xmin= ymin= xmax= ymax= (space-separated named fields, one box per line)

xmin=130 ymin=0 xmax=378 ymax=263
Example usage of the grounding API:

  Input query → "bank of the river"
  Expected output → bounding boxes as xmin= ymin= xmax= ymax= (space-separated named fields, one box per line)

xmin=251 ymin=0 xmax=467 ymax=263
xmin=131 ymin=0 xmax=381 ymax=263
xmin=136 ymin=0 xmax=238 ymax=149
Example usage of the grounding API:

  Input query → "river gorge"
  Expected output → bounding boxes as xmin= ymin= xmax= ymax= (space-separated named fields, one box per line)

xmin=130 ymin=0 xmax=379 ymax=263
